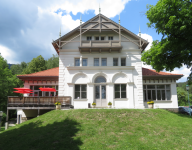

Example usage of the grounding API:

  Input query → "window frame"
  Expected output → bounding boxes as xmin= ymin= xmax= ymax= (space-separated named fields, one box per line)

xmin=101 ymin=36 xmax=105 ymax=40
xmin=95 ymin=36 xmax=99 ymax=40
xmin=114 ymin=84 xmax=127 ymax=99
xmin=74 ymin=84 xmax=87 ymax=99
xmin=143 ymin=84 xmax=171 ymax=101
xmin=87 ymin=36 xmax=92 ymax=41
xmin=108 ymin=36 xmax=113 ymax=40
xmin=113 ymin=58 xmax=118 ymax=66
xmin=121 ymin=58 xmax=126 ymax=66
xmin=94 ymin=58 xmax=99 ymax=66
xmin=82 ymin=58 xmax=88 ymax=66
xmin=101 ymin=58 xmax=107 ymax=66
xmin=75 ymin=58 xmax=80 ymax=66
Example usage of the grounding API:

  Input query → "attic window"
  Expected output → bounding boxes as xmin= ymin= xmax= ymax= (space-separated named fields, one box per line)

xmin=95 ymin=37 xmax=99 ymax=40
xmin=108 ymin=36 xmax=113 ymax=40
xmin=87 ymin=36 xmax=92 ymax=41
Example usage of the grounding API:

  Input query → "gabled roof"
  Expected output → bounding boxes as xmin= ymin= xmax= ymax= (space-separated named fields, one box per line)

xmin=17 ymin=67 xmax=183 ymax=81
xmin=17 ymin=67 xmax=59 ymax=77
xmin=52 ymin=14 xmax=149 ymax=54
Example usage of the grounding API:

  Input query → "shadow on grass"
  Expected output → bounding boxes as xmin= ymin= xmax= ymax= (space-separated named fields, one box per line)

xmin=0 ymin=118 xmax=82 ymax=150
xmin=164 ymin=109 xmax=192 ymax=119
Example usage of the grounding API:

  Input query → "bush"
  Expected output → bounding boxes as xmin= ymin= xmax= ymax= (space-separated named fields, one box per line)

xmin=1 ymin=113 xmax=6 ymax=126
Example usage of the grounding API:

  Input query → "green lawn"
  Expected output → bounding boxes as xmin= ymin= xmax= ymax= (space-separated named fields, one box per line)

xmin=0 ymin=109 xmax=191 ymax=150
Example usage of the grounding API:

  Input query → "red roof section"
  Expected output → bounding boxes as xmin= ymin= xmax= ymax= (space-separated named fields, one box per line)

xmin=17 ymin=67 xmax=59 ymax=77
xmin=17 ymin=67 xmax=183 ymax=77
xmin=142 ymin=68 xmax=183 ymax=76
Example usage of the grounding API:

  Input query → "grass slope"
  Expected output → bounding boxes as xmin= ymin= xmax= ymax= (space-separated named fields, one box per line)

xmin=0 ymin=109 xmax=192 ymax=150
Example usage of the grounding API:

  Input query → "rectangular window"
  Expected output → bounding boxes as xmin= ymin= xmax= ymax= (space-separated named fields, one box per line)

xmin=94 ymin=58 xmax=99 ymax=66
xmin=101 ymin=37 xmax=105 ymax=40
xmin=121 ymin=58 xmax=126 ymax=66
xmin=108 ymin=36 xmax=113 ymax=40
xmin=82 ymin=58 xmax=87 ymax=66
xmin=75 ymin=85 xmax=87 ymax=99
xmin=29 ymin=85 xmax=58 ymax=97
xmin=102 ymin=58 xmax=107 ymax=66
xmin=143 ymin=85 xmax=171 ymax=101
xmin=87 ymin=36 xmax=92 ymax=40
xmin=113 ymin=58 xmax=118 ymax=66
xmin=115 ymin=84 xmax=126 ymax=98
xmin=75 ymin=58 xmax=80 ymax=66
xmin=95 ymin=37 xmax=99 ymax=40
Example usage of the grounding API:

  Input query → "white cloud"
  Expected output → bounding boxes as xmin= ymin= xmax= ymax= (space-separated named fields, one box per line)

xmin=0 ymin=45 xmax=19 ymax=64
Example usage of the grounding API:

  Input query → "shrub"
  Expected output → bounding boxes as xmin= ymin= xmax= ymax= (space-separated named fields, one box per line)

xmin=108 ymin=102 xmax=112 ymax=105
xmin=147 ymin=100 xmax=154 ymax=104
xmin=92 ymin=102 xmax=96 ymax=106
xmin=54 ymin=102 xmax=61 ymax=105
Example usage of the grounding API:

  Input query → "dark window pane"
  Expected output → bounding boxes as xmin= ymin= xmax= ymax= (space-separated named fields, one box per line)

xmin=115 ymin=92 xmax=120 ymax=98
xmin=121 ymin=92 xmax=126 ymax=98
xmin=157 ymin=85 xmax=165 ymax=89
xmin=30 ymin=86 xmax=33 ymax=90
xmin=94 ymin=58 xmax=99 ymax=66
xmin=95 ymin=37 xmax=99 ymax=40
xmin=157 ymin=90 xmax=161 ymax=100
xmin=34 ymin=86 xmax=40 ymax=90
xmin=115 ymin=84 xmax=120 ymax=91
xmin=82 ymin=59 xmax=87 ymax=66
xmin=143 ymin=85 xmax=146 ymax=89
xmin=166 ymin=90 xmax=171 ymax=100
xmin=102 ymin=58 xmax=107 ymax=66
xmin=56 ymin=86 xmax=58 ymax=90
xmin=121 ymin=84 xmax=126 ymax=91
xmin=162 ymin=90 xmax=165 ymax=100
xmin=56 ymin=91 xmax=58 ymax=96
xmin=34 ymin=92 xmax=38 ymax=96
xmin=102 ymin=86 xmax=106 ymax=99
xmin=75 ymin=92 xmax=80 ymax=99
xmin=75 ymin=85 xmax=80 ymax=91
xmin=81 ymin=85 xmax=87 ymax=91
xmin=95 ymin=76 xmax=106 ymax=83
xmin=45 ymin=92 xmax=49 ymax=96
xmin=101 ymin=37 xmax=104 ymax=40
xmin=144 ymin=90 xmax=147 ymax=101
xmin=51 ymin=92 xmax=54 ymax=96
xmin=87 ymin=37 xmax=92 ymax=40
xmin=81 ymin=92 xmax=87 ymax=98
xmin=121 ymin=58 xmax=126 ymax=66
xmin=147 ymin=85 xmax=155 ymax=89
xmin=39 ymin=91 xmax=42 ymax=96
xmin=95 ymin=86 xmax=100 ymax=99
xmin=147 ymin=90 xmax=151 ymax=100
xmin=152 ymin=90 xmax=156 ymax=100
xmin=75 ymin=58 xmax=80 ymax=66
xmin=113 ymin=58 xmax=118 ymax=66
xmin=166 ymin=85 xmax=170 ymax=90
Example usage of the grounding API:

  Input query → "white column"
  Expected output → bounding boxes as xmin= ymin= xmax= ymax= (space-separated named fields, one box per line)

xmin=68 ymin=83 xmax=74 ymax=105
xmin=80 ymin=56 xmax=82 ymax=66
xmin=128 ymin=82 xmax=134 ymax=108
xmin=87 ymin=83 xmax=94 ymax=104
xmin=107 ymin=83 xmax=114 ymax=107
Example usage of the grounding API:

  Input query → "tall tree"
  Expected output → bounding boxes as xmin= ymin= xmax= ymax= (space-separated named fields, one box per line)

xmin=141 ymin=0 xmax=192 ymax=81
xmin=23 ymin=55 xmax=47 ymax=74
xmin=11 ymin=62 xmax=28 ymax=75
xmin=46 ymin=54 xmax=59 ymax=69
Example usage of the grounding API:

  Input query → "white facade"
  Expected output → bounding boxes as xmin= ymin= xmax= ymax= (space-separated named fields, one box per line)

xmin=55 ymin=14 xmax=181 ymax=109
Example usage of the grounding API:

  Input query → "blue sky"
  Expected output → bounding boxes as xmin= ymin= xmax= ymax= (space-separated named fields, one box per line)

xmin=0 ymin=0 xmax=189 ymax=82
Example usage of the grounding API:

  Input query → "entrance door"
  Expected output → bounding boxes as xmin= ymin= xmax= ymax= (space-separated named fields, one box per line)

xmin=95 ymin=85 xmax=107 ymax=107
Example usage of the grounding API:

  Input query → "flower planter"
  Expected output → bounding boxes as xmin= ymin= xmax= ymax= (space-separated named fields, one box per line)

xmin=92 ymin=105 xmax=96 ymax=108
xmin=148 ymin=104 xmax=154 ymax=109
xmin=56 ymin=105 xmax=61 ymax=110
xmin=108 ymin=105 xmax=112 ymax=108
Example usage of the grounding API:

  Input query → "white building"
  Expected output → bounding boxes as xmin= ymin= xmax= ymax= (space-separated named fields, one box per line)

xmin=8 ymin=13 xmax=183 ymax=124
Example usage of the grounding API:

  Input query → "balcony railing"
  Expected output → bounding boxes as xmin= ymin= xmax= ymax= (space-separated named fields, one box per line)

xmin=8 ymin=96 xmax=71 ymax=108
xmin=79 ymin=40 xmax=122 ymax=52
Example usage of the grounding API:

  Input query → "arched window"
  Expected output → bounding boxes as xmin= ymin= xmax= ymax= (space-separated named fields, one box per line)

xmin=95 ymin=76 xmax=106 ymax=83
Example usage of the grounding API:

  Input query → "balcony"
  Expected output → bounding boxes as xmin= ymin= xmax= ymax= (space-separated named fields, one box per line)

xmin=7 ymin=96 xmax=72 ymax=109
xmin=79 ymin=40 xmax=122 ymax=53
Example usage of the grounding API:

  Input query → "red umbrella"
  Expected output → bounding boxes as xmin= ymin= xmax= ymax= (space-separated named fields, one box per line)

xmin=39 ymin=88 xmax=56 ymax=92
xmin=14 ymin=88 xmax=32 ymax=90
xmin=13 ymin=91 xmax=33 ymax=94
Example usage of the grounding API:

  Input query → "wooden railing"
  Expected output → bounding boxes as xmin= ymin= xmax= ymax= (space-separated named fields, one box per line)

xmin=81 ymin=40 xmax=121 ymax=47
xmin=8 ymin=96 xmax=71 ymax=107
